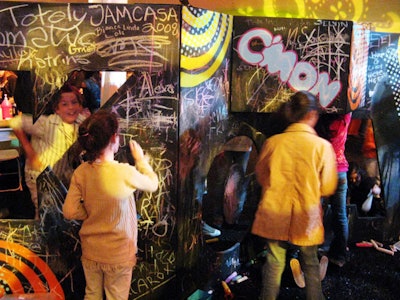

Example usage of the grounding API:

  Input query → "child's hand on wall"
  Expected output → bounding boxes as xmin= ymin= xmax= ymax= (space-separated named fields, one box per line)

xmin=129 ymin=140 xmax=148 ymax=163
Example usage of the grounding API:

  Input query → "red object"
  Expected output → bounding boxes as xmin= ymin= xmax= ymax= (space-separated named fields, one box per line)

xmin=1 ymin=94 xmax=12 ymax=119
xmin=356 ymin=242 xmax=373 ymax=247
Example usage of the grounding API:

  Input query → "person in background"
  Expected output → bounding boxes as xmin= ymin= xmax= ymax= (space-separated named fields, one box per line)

xmin=13 ymin=71 xmax=34 ymax=114
xmin=0 ymin=70 xmax=17 ymax=100
xmin=252 ymin=91 xmax=338 ymax=300
xmin=316 ymin=113 xmax=352 ymax=267
xmin=63 ymin=110 xmax=158 ymax=300
xmin=347 ymin=162 xmax=383 ymax=217
xmin=370 ymin=75 xmax=399 ymax=239
xmin=82 ymin=71 xmax=102 ymax=114
xmin=361 ymin=118 xmax=379 ymax=178
xmin=1 ymin=84 xmax=86 ymax=219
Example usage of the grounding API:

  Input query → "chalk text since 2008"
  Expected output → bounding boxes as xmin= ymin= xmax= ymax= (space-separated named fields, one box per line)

xmin=0 ymin=3 xmax=179 ymax=70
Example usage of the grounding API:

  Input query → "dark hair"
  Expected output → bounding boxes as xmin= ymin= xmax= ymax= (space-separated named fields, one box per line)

xmin=284 ymin=91 xmax=321 ymax=123
xmin=348 ymin=161 xmax=361 ymax=175
xmin=78 ymin=110 xmax=119 ymax=162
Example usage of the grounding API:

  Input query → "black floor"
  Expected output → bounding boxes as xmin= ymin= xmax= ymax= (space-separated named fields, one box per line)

xmin=207 ymin=238 xmax=400 ymax=300
xmin=2 ymin=188 xmax=399 ymax=300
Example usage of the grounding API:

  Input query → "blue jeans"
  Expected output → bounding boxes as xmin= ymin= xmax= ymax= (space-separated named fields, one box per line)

xmin=325 ymin=172 xmax=349 ymax=261
xmin=260 ymin=240 xmax=325 ymax=300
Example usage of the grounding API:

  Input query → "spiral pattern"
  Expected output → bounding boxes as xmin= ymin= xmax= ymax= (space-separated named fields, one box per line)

xmin=180 ymin=6 xmax=233 ymax=88
xmin=0 ymin=241 xmax=64 ymax=299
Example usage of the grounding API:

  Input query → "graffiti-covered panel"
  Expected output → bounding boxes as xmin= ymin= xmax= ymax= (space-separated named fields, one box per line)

xmin=0 ymin=2 xmax=180 ymax=300
xmin=231 ymin=16 xmax=353 ymax=113
xmin=0 ymin=220 xmax=68 ymax=299
xmin=178 ymin=6 xmax=234 ymax=292
xmin=368 ymin=31 xmax=400 ymax=240
xmin=102 ymin=71 xmax=178 ymax=299
xmin=0 ymin=1 xmax=180 ymax=121
xmin=0 ymin=2 xmax=179 ymax=72
xmin=347 ymin=23 xmax=370 ymax=113
xmin=180 ymin=6 xmax=232 ymax=133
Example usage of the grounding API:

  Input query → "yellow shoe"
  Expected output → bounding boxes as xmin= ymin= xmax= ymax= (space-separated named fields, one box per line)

xmin=290 ymin=258 xmax=305 ymax=288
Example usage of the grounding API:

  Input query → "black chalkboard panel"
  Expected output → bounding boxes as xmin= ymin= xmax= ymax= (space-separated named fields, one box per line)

xmin=368 ymin=31 xmax=400 ymax=240
xmin=0 ymin=2 xmax=181 ymax=298
xmin=231 ymin=16 xmax=353 ymax=113
xmin=0 ymin=2 xmax=180 ymax=72
xmin=0 ymin=2 xmax=181 ymax=121
xmin=366 ymin=32 xmax=400 ymax=107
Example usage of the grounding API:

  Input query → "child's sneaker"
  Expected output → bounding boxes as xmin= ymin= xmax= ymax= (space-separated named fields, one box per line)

xmin=290 ymin=258 xmax=305 ymax=288
xmin=202 ymin=222 xmax=221 ymax=237
xmin=319 ymin=255 xmax=329 ymax=280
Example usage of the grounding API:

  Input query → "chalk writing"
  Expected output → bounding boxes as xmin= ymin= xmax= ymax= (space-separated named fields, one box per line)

xmin=231 ymin=16 xmax=352 ymax=112
xmin=366 ymin=32 xmax=396 ymax=90
xmin=0 ymin=222 xmax=43 ymax=255
xmin=0 ymin=2 xmax=180 ymax=122
xmin=237 ymin=28 xmax=341 ymax=107
xmin=99 ymin=70 xmax=178 ymax=298
xmin=180 ymin=74 xmax=229 ymax=135
xmin=0 ymin=3 xmax=179 ymax=71
xmin=0 ymin=3 xmax=180 ymax=299
xmin=87 ymin=5 xmax=179 ymax=26
xmin=0 ymin=223 xmax=65 ymax=298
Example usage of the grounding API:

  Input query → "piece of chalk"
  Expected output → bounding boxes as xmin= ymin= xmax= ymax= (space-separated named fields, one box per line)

xmin=225 ymin=271 xmax=238 ymax=283
xmin=205 ymin=237 xmax=219 ymax=243
xmin=236 ymin=275 xmax=248 ymax=283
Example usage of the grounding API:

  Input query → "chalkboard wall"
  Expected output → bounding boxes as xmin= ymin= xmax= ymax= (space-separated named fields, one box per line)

xmin=0 ymin=2 xmax=180 ymax=120
xmin=2 ymin=2 xmax=399 ymax=299
xmin=0 ymin=2 xmax=180 ymax=299
xmin=231 ymin=16 xmax=353 ymax=113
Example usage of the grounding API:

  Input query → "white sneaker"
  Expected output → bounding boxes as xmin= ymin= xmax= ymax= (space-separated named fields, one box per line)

xmin=202 ymin=222 xmax=221 ymax=237
xmin=319 ymin=255 xmax=329 ymax=280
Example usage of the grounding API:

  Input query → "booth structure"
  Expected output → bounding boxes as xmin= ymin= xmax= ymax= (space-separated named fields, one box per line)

xmin=0 ymin=2 xmax=399 ymax=299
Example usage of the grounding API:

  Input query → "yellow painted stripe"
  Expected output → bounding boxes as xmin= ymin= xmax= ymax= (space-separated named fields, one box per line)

xmin=181 ymin=15 xmax=229 ymax=70
xmin=181 ymin=16 xmax=233 ymax=88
